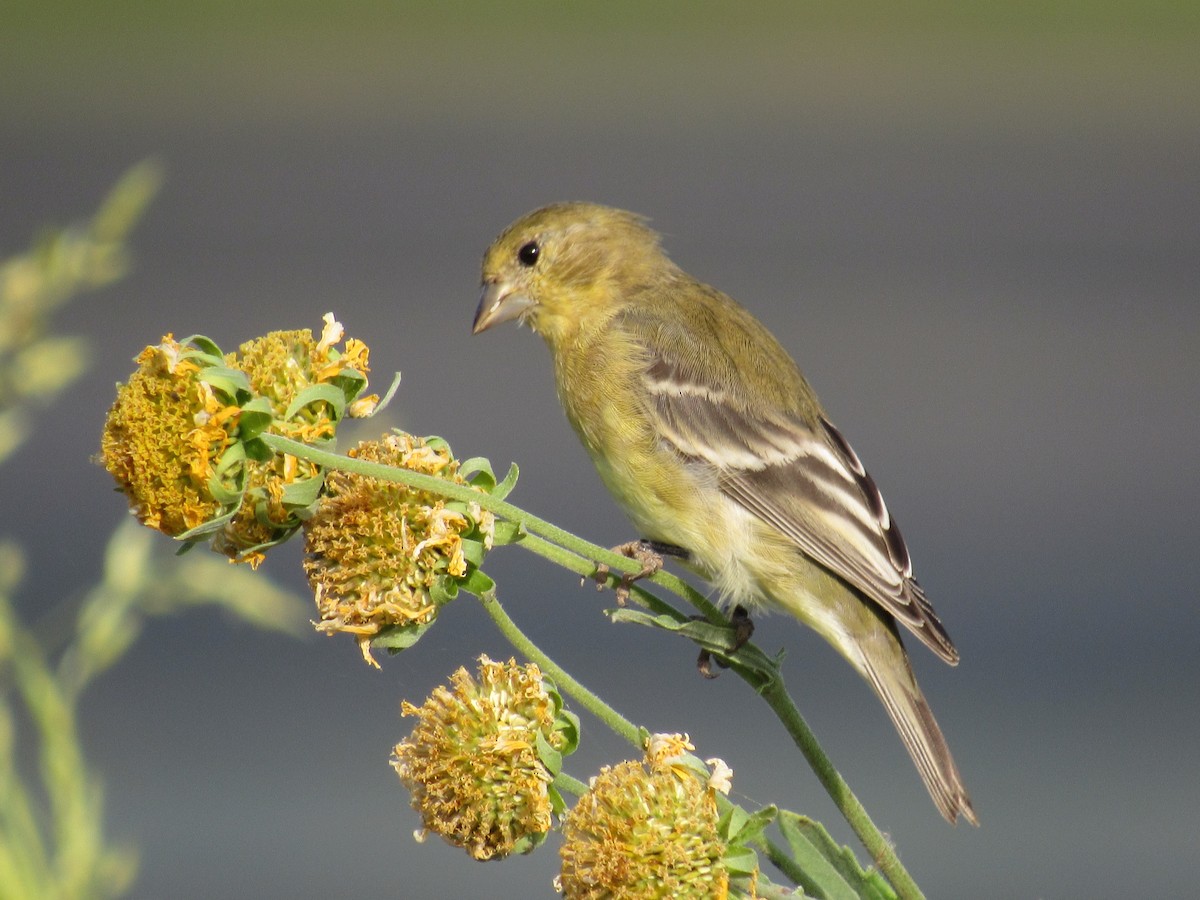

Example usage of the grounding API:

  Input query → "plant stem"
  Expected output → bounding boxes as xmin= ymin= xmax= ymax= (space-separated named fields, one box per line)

xmin=265 ymin=434 xmax=923 ymax=897
xmin=515 ymin=532 xmax=709 ymax=626
xmin=477 ymin=587 xmax=641 ymax=749
xmin=756 ymin=675 xmax=923 ymax=900
xmin=552 ymin=771 xmax=590 ymax=799
xmin=262 ymin=434 xmax=724 ymax=619
xmin=263 ymin=434 xmax=610 ymax=566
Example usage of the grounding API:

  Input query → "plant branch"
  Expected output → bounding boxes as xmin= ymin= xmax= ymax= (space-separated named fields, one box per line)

xmin=265 ymin=434 xmax=924 ymax=897
xmin=477 ymin=587 xmax=641 ymax=749
xmin=262 ymin=434 xmax=724 ymax=619
xmin=552 ymin=771 xmax=591 ymax=799
xmin=756 ymin=677 xmax=922 ymax=899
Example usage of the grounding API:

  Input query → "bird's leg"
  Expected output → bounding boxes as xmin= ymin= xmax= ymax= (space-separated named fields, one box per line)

xmin=590 ymin=539 xmax=688 ymax=606
xmin=697 ymin=605 xmax=755 ymax=679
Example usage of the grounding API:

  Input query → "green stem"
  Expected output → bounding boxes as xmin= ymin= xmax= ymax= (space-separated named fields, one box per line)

xmin=262 ymin=434 xmax=725 ymax=621
xmin=552 ymin=771 xmax=591 ymax=799
xmin=756 ymin=835 xmax=814 ymax=893
xmin=482 ymin=581 xmax=818 ymax=895
xmin=516 ymin=532 xmax=708 ymax=626
xmin=480 ymin=575 xmax=859 ymax=896
xmin=0 ymin=578 xmax=102 ymax=897
xmin=263 ymin=434 xmax=603 ymax=562
xmin=265 ymin=434 xmax=922 ymax=897
xmin=757 ymin=676 xmax=923 ymax=900
xmin=477 ymin=587 xmax=641 ymax=749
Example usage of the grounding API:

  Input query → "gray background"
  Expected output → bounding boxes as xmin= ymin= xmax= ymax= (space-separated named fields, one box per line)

xmin=3 ymin=3 xmax=1197 ymax=897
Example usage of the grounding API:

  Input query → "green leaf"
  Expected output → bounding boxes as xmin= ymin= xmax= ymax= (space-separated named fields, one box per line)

xmin=609 ymin=607 xmax=689 ymax=627
xmin=545 ymin=677 xmax=563 ymax=713
xmin=547 ymin=783 xmax=567 ymax=817
xmin=460 ymin=537 xmax=487 ymax=568
xmin=459 ymin=456 xmax=496 ymax=488
xmin=280 ymin=474 xmax=325 ymax=509
xmin=327 ymin=368 xmax=367 ymax=404
xmin=554 ymin=708 xmax=581 ymax=757
xmin=175 ymin=503 xmax=241 ymax=540
xmin=491 ymin=463 xmax=520 ymax=501
xmin=722 ymin=804 xmax=777 ymax=847
xmin=720 ymin=803 xmax=748 ymax=840
xmin=534 ymin=728 xmax=563 ymax=779
xmin=608 ymin=609 xmax=739 ymax=652
xmin=235 ymin=397 xmax=275 ymax=441
xmin=206 ymin=445 xmax=247 ymax=505
xmin=608 ymin=608 xmax=781 ymax=684
xmin=196 ymin=365 xmax=252 ymax=398
xmin=491 ymin=520 xmax=525 ymax=546
xmin=240 ymin=436 xmax=275 ymax=463
xmin=174 ymin=513 xmax=232 ymax=541
xmin=373 ymin=619 xmax=437 ymax=653
xmin=723 ymin=845 xmax=760 ymax=879
xmin=509 ymin=829 xmax=549 ymax=856
xmin=460 ymin=568 xmax=495 ymax=598
xmin=283 ymin=383 xmax=347 ymax=421
xmin=368 ymin=371 xmax=402 ymax=416
xmin=429 ymin=575 xmax=460 ymax=606
xmin=230 ymin=528 xmax=302 ymax=560
xmin=777 ymin=811 xmax=897 ymax=900
xmin=670 ymin=751 xmax=716 ymax=784
xmin=180 ymin=334 xmax=225 ymax=359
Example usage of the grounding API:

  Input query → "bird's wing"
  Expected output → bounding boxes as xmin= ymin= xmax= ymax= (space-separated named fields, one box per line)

xmin=640 ymin=333 xmax=959 ymax=664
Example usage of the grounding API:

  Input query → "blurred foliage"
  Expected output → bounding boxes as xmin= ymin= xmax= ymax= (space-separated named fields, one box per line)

xmin=0 ymin=167 xmax=308 ymax=899
xmin=0 ymin=161 xmax=161 ymax=465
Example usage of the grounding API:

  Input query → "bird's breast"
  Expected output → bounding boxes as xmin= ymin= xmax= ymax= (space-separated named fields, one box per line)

xmin=550 ymin=322 xmax=777 ymax=608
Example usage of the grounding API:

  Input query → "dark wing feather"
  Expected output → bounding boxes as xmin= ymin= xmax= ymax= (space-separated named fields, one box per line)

xmin=643 ymin=345 xmax=959 ymax=664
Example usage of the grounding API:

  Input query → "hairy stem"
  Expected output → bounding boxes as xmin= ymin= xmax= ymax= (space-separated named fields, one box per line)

xmin=477 ymin=587 xmax=641 ymax=749
xmin=265 ymin=434 xmax=923 ymax=897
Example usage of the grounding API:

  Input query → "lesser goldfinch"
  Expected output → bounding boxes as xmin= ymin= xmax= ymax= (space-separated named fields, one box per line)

xmin=472 ymin=202 xmax=976 ymax=825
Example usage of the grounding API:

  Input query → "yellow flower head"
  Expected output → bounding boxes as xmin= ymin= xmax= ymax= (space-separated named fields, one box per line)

xmin=100 ymin=335 xmax=235 ymax=536
xmin=101 ymin=315 xmax=389 ymax=567
xmin=391 ymin=656 xmax=575 ymax=860
xmin=558 ymin=735 xmax=732 ymax=899
xmin=214 ymin=314 xmax=378 ymax=565
xmin=234 ymin=313 xmax=374 ymax=438
xmin=303 ymin=432 xmax=495 ymax=665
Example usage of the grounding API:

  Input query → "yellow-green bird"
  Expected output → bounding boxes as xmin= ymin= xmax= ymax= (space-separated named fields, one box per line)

xmin=473 ymin=202 xmax=977 ymax=825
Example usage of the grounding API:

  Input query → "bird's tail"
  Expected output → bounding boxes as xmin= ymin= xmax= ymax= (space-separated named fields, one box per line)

xmin=858 ymin=629 xmax=978 ymax=825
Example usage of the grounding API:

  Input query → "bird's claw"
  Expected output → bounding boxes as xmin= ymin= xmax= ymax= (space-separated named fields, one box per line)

xmin=696 ymin=605 xmax=755 ymax=679
xmin=590 ymin=540 xmax=665 ymax=606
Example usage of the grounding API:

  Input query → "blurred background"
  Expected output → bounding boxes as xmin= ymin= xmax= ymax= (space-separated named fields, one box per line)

xmin=2 ymin=2 xmax=1197 ymax=897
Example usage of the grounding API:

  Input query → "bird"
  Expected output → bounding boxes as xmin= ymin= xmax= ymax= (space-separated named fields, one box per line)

xmin=472 ymin=202 xmax=977 ymax=825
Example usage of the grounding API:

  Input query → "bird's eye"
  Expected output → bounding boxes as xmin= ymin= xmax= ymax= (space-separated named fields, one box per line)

xmin=517 ymin=241 xmax=540 ymax=267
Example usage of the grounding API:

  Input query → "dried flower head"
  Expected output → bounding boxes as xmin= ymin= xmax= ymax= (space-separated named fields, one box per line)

xmin=235 ymin=313 xmax=376 ymax=434
xmin=303 ymin=431 xmax=495 ymax=665
xmin=100 ymin=335 xmax=236 ymax=537
xmin=101 ymin=315 xmax=386 ymax=565
xmin=558 ymin=735 xmax=732 ymax=899
xmin=212 ymin=314 xmax=379 ymax=565
xmin=391 ymin=656 xmax=575 ymax=860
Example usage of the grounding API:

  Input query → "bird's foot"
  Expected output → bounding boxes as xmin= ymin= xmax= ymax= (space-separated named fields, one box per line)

xmin=590 ymin=540 xmax=685 ymax=606
xmin=697 ymin=605 xmax=755 ymax=679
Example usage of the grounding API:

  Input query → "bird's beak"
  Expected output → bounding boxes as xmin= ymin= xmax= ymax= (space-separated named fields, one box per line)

xmin=472 ymin=279 xmax=534 ymax=334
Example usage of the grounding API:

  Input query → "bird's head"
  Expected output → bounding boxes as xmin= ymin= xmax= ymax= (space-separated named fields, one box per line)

xmin=473 ymin=202 xmax=674 ymax=345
